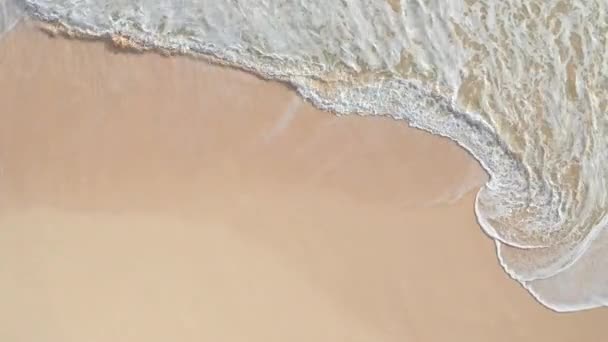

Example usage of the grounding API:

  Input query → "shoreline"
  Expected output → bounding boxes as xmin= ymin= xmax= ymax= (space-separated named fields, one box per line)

xmin=0 ymin=22 xmax=607 ymax=341
xmin=14 ymin=0 xmax=608 ymax=314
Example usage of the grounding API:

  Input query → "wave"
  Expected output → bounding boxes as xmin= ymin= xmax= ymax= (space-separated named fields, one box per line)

xmin=8 ymin=0 xmax=608 ymax=311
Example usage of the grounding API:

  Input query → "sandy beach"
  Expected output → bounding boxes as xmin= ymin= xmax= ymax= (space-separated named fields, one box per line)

xmin=0 ymin=23 xmax=606 ymax=341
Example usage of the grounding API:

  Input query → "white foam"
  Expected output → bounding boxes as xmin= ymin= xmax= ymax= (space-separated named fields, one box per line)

xmin=263 ymin=95 xmax=302 ymax=144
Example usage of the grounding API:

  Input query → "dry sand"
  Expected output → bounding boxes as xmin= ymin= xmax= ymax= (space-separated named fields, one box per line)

xmin=0 ymin=23 xmax=606 ymax=341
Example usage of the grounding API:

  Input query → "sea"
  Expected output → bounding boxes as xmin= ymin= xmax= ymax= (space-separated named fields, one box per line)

xmin=1 ymin=0 xmax=606 ymax=312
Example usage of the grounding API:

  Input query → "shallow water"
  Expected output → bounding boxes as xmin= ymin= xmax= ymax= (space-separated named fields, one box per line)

xmin=5 ymin=0 xmax=608 ymax=311
xmin=0 ymin=0 xmax=23 ymax=37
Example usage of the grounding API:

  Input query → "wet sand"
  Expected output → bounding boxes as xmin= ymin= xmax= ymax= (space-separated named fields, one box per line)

xmin=0 ymin=23 xmax=606 ymax=341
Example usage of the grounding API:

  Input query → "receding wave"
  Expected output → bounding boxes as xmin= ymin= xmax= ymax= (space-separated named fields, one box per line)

xmin=6 ymin=0 xmax=608 ymax=311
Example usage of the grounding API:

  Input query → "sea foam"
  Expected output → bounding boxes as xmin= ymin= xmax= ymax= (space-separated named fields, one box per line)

xmin=8 ymin=0 xmax=608 ymax=311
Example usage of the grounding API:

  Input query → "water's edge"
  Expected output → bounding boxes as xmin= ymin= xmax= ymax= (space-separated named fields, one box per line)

xmin=5 ymin=0 xmax=608 ymax=312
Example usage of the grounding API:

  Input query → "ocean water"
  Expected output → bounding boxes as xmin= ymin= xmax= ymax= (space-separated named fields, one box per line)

xmin=3 ymin=0 xmax=607 ymax=312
